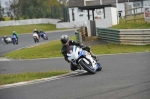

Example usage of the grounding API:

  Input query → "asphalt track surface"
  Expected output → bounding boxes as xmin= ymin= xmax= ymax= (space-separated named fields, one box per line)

xmin=0 ymin=30 xmax=150 ymax=99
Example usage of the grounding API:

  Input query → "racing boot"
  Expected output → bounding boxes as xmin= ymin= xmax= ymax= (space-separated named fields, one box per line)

xmin=70 ymin=63 xmax=78 ymax=71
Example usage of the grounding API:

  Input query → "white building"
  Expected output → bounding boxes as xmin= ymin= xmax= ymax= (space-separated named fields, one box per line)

xmin=68 ymin=0 xmax=150 ymax=22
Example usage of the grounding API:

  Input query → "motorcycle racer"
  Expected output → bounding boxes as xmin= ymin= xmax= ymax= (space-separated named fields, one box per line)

xmin=60 ymin=35 xmax=97 ymax=71
xmin=33 ymin=32 xmax=39 ymax=39
xmin=39 ymin=29 xmax=46 ymax=38
xmin=12 ymin=31 xmax=18 ymax=44
xmin=2 ymin=35 xmax=9 ymax=44
xmin=33 ymin=29 xmax=40 ymax=38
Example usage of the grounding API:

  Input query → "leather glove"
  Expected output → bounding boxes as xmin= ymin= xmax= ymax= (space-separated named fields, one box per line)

xmin=83 ymin=45 xmax=90 ymax=52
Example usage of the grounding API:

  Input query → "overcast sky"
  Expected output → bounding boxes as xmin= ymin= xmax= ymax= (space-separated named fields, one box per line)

xmin=1 ymin=0 xmax=9 ymax=7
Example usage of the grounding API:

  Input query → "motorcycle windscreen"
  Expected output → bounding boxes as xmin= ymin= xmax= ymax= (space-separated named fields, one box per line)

xmin=67 ymin=45 xmax=80 ymax=61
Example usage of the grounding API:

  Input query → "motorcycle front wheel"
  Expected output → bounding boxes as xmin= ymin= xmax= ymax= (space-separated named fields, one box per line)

xmin=78 ymin=58 xmax=96 ymax=74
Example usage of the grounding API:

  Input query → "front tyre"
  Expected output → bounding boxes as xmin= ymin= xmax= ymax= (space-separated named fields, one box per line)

xmin=97 ymin=66 xmax=102 ymax=71
xmin=78 ymin=58 xmax=96 ymax=74
xmin=12 ymin=39 xmax=15 ymax=45
xmin=4 ymin=41 xmax=8 ymax=44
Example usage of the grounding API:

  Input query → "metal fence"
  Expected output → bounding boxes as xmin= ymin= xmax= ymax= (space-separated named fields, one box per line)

xmin=124 ymin=3 xmax=144 ymax=22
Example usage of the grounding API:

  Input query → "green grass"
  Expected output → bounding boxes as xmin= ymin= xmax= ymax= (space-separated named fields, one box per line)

xmin=0 ymin=24 xmax=61 ymax=36
xmin=111 ymin=15 xmax=150 ymax=29
xmin=4 ymin=40 xmax=62 ymax=59
xmin=111 ymin=21 xmax=150 ymax=29
xmin=90 ymin=43 xmax=150 ymax=55
xmin=0 ymin=71 xmax=70 ymax=85
xmin=4 ymin=38 xmax=150 ymax=59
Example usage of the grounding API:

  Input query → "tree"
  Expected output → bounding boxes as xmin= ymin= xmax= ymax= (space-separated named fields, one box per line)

xmin=4 ymin=0 xmax=66 ymax=19
xmin=5 ymin=1 xmax=11 ymax=17
xmin=0 ymin=2 xmax=4 ymax=21
xmin=58 ymin=0 xmax=68 ymax=6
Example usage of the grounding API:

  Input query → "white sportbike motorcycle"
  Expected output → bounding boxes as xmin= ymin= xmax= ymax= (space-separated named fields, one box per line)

xmin=2 ymin=37 xmax=12 ymax=44
xmin=67 ymin=45 xmax=102 ymax=74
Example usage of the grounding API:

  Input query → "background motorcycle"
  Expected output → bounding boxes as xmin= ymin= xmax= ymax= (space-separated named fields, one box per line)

xmin=40 ymin=32 xmax=48 ymax=40
xmin=33 ymin=33 xmax=39 ymax=43
xmin=2 ymin=37 xmax=12 ymax=44
xmin=11 ymin=35 xmax=18 ymax=45
xmin=67 ymin=45 xmax=102 ymax=74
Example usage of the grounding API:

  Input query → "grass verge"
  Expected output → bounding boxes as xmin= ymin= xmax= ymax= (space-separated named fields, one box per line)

xmin=4 ymin=40 xmax=63 ymax=59
xmin=0 ymin=71 xmax=70 ymax=85
xmin=90 ymin=43 xmax=150 ymax=54
xmin=0 ymin=24 xmax=63 ymax=36
xmin=111 ymin=15 xmax=150 ymax=29
xmin=4 ymin=38 xmax=150 ymax=59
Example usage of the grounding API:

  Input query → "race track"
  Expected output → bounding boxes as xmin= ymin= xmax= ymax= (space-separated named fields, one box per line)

xmin=0 ymin=30 xmax=150 ymax=99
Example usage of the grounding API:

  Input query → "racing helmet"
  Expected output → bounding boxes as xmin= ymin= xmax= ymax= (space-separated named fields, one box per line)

xmin=40 ymin=29 xmax=43 ymax=32
xmin=12 ymin=31 xmax=15 ymax=35
xmin=60 ymin=35 xmax=69 ymax=45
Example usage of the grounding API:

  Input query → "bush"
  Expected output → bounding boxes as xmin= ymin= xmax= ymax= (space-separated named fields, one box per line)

xmin=0 ymin=17 xmax=5 ymax=21
xmin=10 ymin=15 xmax=13 ymax=20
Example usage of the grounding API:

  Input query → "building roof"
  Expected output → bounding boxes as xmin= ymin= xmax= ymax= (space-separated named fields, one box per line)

xmin=78 ymin=4 xmax=116 ymax=10
xmin=68 ymin=0 xmax=143 ymax=7
xmin=68 ymin=0 xmax=84 ymax=7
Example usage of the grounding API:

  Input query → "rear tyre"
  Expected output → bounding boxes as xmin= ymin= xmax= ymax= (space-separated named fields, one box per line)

xmin=37 ymin=39 xmax=39 ymax=42
xmin=16 ymin=39 xmax=18 ymax=44
xmin=79 ymin=59 xmax=96 ymax=74
xmin=34 ymin=40 xmax=36 ymax=43
xmin=4 ymin=41 xmax=8 ymax=44
xmin=45 ymin=36 xmax=48 ymax=40
xmin=34 ymin=38 xmax=36 ymax=43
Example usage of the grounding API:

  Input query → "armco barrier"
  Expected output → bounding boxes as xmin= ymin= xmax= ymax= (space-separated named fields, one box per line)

xmin=97 ymin=28 xmax=150 ymax=45
xmin=97 ymin=28 xmax=120 ymax=44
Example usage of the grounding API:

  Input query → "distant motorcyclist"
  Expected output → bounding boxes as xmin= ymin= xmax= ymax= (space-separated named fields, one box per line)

xmin=39 ymin=29 xmax=46 ymax=38
xmin=33 ymin=31 xmax=39 ymax=40
xmin=33 ymin=29 xmax=40 ymax=38
xmin=3 ymin=35 xmax=9 ymax=43
xmin=60 ymin=35 xmax=96 ymax=71
xmin=39 ymin=29 xmax=44 ymax=34
xmin=12 ymin=31 xmax=18 ymax=44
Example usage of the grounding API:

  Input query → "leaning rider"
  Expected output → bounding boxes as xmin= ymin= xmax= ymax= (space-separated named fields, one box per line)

xmin=60 ymin=34 xmax=97 ymax=71
xmin=12 ymin=31 xmax=18 ymax=44
xmin=33 ymin=29 xmax=40 ymax=38
xmin=3 ymin=35 xmax=8 ymax=43
xmin=39 ymin=29 xmax=46 ymax=38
